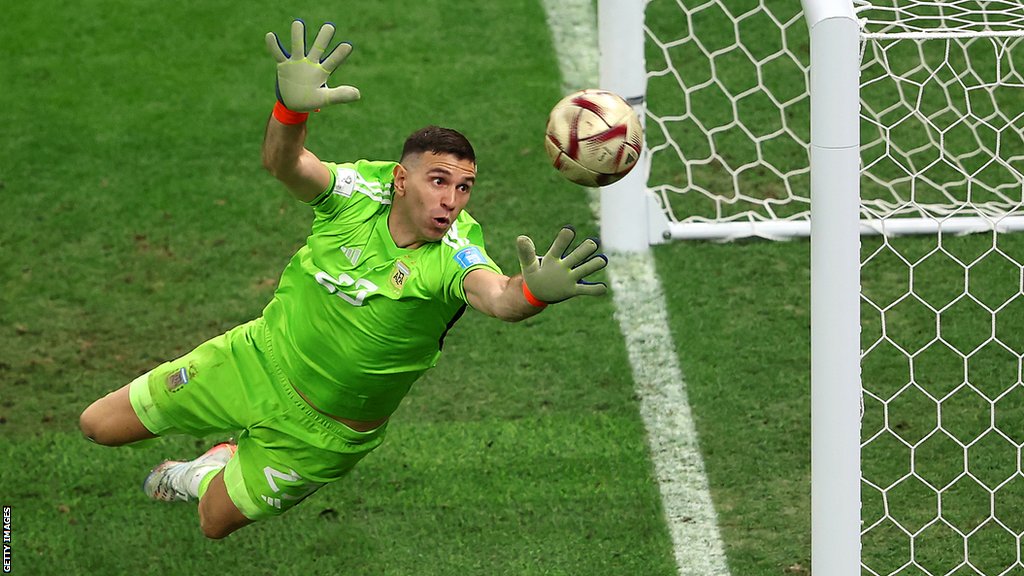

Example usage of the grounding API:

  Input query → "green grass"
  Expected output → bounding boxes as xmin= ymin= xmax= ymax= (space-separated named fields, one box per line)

xmin=654 ymin=239 xmax=812 ymax=574
xmin=6 ymin=0 xmax=1021 ymax=574
xmin=3 ymin=415 xmax=668 ymax=576
xmin=0 ymin=1 xmax=676 ymax=574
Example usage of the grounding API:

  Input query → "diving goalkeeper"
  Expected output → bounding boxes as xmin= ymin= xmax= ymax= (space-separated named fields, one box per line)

xmin=77 ymin=19 xmax=608 ymax=539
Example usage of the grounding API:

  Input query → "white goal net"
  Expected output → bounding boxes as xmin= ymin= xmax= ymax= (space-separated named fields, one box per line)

xmin=856 ymin=2 xmax=1024 ymax=574
xmin=644 ymin=0 xmax=1024 ymax=241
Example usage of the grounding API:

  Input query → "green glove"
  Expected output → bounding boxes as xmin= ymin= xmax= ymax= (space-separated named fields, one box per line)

xmin=265 ymin=20 xmax=360 ymax=112
xmin=517 ymin=226 xmax=609 ymax=304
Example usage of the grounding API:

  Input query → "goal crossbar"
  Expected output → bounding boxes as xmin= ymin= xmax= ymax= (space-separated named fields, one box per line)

xmin=665 ymin=215 xmax=1024 ymax=241
xmin=861 ymin=29 xmax=1024 ymax=39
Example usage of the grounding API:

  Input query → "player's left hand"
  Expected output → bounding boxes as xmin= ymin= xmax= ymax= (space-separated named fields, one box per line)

xmin=265 ymin=20 xmax=360 ymax=112
xmin=517 ymin=226 xmax=609 ymax=304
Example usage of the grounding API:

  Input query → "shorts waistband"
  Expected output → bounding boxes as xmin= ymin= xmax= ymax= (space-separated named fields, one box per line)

xmin=254 ymin=318 xmax=386 ymax=443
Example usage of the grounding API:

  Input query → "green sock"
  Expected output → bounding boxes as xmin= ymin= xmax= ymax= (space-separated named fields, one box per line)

xmin=197 ymin=469 xmax=220 ymax=499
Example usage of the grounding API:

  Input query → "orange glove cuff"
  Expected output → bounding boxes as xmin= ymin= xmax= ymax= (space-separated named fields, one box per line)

xmin=272 ymin=101 xmax=310 ymax=125
xmin=522 ymin=281 xmax=548 ymax=308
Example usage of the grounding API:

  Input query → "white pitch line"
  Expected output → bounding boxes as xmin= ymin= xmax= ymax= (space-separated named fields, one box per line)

xmin=607 ymin=255 xmax=731 ymax=576
xmin=541 ymin=2 xmax=732 ymax=575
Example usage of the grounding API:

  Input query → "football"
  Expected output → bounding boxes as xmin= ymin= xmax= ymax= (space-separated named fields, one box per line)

xmin=544 ymin=89 xmax=644 ymax=187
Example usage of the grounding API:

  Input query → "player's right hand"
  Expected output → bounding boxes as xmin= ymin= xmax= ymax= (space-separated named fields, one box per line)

xmin=265 ymin=20 xmax=360 ymax=112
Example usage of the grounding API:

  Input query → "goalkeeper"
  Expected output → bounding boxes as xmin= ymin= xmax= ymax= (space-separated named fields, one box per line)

xmin=77 ymin=19 xmax=608 ymax=539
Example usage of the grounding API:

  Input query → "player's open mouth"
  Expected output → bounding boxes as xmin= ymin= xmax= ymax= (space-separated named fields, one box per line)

xmin=433 ymin=217 xmax=450 ymax=227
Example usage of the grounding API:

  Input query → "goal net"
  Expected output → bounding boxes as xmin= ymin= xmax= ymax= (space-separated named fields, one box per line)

xmin=855 ymin=2 xmax=1024 ymax=574
xmin=643 ymin=0 xmax=1024 ymax=241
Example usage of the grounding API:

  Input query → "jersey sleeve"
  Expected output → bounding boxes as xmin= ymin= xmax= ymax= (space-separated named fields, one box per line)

xmin=307 ymin=160 xmax=398 ymax=221
xmin=443 ymin=214 xmax=503 ymax=304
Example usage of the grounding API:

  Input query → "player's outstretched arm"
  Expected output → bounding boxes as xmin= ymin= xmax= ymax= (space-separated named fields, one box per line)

xmin=261 ymin=20 xmax=360 ymax=203
xmin=463 ymin=226 xmax=608 ymax=322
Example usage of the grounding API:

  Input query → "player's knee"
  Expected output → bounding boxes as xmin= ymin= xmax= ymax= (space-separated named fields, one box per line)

xmin=79 ymin=400 xmax=124 ymax=446
xmin=198 ymin=493 xmax=251 ymax=540
xmin=199 ymin=516 xmax=231 ymax=540
xmin=78 ymin=403 xmax=104 ymax=444
xmin=198 ymin=507 xmax=243 ymax=540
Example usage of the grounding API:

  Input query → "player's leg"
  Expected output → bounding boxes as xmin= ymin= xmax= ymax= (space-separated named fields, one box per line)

xmin=197 ymin=469 xmax=253 ymax=539
xmin=79 ymin=381 xmax=157 ymax=446
xmin=123 ymin=319 xmax=311 ymax=537
xmin=205 ymin=390 xmax=390 ymax=535
xmin=138 ymin=440 xmax=251 ymax=538
xmin=80 ymin=329 xmax=248 ymax=447
xmin=150 ymin=431 xmax=333 ymax=539
xmin=87 ymin=322 xmax=263 ymax=451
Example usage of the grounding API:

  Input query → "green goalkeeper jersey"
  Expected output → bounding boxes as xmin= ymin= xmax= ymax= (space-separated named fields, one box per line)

xmin=262 ymin=159 xmax=501 ymax=421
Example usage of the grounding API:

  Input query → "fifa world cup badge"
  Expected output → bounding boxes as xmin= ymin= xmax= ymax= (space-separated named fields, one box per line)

xmin=390 ymin=261 xmax=411 ymax=292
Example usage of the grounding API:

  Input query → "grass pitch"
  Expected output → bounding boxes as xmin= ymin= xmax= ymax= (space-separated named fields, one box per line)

xmin=12 ymin=0 xmax=1011 ymax=574
xmin=0 ymin=1 xmax=677 ymax=574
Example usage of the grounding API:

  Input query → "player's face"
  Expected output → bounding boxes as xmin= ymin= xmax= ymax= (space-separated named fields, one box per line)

xmin=392 ymin=151 xmax=476 ymax=245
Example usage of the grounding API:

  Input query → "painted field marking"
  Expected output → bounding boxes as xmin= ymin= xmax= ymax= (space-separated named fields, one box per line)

xmin=541 ymin=2 xmax=732 ymax=574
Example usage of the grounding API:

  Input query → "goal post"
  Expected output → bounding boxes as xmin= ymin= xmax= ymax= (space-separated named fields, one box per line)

xmin=803 ymin=3 xmax=862 ymax=574
xmin=598 ymin=0 xmax=665 ymax=252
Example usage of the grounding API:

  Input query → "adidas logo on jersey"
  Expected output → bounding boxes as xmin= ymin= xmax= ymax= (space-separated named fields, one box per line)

xmin=340 ymin=246 xmax=362 ymax=265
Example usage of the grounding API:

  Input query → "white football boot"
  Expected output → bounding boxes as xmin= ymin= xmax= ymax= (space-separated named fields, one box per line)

xmin=143 ymin=442 xmax=237 ymax=502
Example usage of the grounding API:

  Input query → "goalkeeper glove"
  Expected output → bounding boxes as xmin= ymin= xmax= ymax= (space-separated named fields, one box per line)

xmin=517 ymin=226 xmax=609 ymax=305
xmin=265 ymin=20 xmax=360 ymax=112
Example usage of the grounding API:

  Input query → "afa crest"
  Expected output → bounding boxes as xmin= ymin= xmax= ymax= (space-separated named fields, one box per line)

xmin=166 ymin=363 xmax=198 ymax=392
xmin=390 ymin=261 xmax=412 ymax=292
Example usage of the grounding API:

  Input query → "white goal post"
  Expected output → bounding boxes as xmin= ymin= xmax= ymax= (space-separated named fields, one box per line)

xmin=804 ymin=4 xmax=861 ymax=574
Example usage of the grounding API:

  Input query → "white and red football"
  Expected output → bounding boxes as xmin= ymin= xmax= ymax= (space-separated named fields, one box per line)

xmin=544 ymin=89 xmax=644 ymax=187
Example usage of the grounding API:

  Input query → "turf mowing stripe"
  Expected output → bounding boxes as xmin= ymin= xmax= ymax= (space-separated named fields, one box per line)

xmin=541 ymin=2 xmax=732 ymax=574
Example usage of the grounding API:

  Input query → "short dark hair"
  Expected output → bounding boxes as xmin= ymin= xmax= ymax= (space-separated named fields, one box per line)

xmin=400 ymin=126 xmax=476 ymax=163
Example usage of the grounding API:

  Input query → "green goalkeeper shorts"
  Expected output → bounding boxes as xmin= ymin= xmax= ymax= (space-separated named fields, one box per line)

xmin=128 ymin=317 xmax=386 ymax=520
